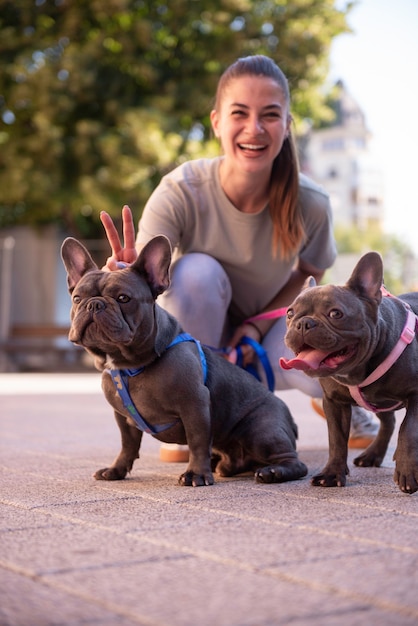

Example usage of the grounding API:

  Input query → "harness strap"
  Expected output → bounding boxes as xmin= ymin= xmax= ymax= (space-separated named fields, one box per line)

xmin=345 ymin=307 xmax=417 ymax=413
xmin=109 ymin=369 xmax=169 ymax=434
xmin=108 ymin=333 xmax=207 ymax=434
xmin=169 ymin=332 xmax=208 ymax=382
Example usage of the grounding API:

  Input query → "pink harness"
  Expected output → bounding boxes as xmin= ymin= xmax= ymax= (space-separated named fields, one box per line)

xmin=344 ymin=307 xmax=417 ymax=413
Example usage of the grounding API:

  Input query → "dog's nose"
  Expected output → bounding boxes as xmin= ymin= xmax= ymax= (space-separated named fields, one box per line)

xmin=296 ymin=317 xmax=316 ymax=332
xmin=87 ymin=298 xmax=106 ymax=313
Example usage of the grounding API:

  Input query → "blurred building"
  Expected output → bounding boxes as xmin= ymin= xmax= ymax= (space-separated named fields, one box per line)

xmin=302 ymin=81 xmax=385 ymax=233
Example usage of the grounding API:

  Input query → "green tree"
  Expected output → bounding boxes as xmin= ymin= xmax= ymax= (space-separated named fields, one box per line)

xmin=0 ymin=0 xmax=352 ymax=237
xmin=333 ymin=224 xmax=415 ymax=293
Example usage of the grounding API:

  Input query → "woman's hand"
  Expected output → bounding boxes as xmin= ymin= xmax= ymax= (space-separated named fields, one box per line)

xmin=227 ymin=322 xmax=262 ymax=366
xmin=100 ymin=205 xmax=138 ymax=271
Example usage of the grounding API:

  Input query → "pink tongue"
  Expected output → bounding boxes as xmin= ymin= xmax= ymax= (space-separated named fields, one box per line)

xmin=280 ymin=348 xmax=330 ymax=371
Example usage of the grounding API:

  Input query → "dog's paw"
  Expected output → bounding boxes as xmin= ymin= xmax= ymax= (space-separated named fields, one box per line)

xmin=178 ymin=470 xmax=214 ymax=487
xmin=393 ymin=466 xmax=418 ymax=494
xmin=311 ymin=471 xmax=347 ymax=488
xmin=353 ymin=449 xmax=384 ymax=468
xmin=255 ymin=461 xmax=308 ymax=484
xmin=94 ymin=467 xmax=127 ymax=481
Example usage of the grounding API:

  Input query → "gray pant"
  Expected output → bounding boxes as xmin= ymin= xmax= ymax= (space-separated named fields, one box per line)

xmin=158 ymin=253 xmax=322 ymax=397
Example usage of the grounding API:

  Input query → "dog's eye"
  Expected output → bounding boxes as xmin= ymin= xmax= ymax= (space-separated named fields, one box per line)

xmin=117 ymin=294 xmax=131 ymax=303
xmin=329 ymin=308 xmax=343 ymax=319
xmin=72 ymin=295 xmax=81 ymax=304
xmin=286 ymin=308 xmax=294 ymax=320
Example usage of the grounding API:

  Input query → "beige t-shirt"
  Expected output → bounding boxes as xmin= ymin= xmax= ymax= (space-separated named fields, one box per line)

xmin=137 ymin=157 xmax=337 ymax=320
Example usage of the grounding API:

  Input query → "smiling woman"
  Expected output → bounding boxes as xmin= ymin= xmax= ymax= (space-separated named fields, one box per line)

xmin=135 ymin=55 xmax=335 ymax=355
xmin=101 ymin=55 xmax=379 ymax=461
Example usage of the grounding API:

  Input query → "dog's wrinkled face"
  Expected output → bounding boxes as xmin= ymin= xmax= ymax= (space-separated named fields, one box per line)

xmin=61 ymin=235 xmax=172 ymax=367
xmin=281 ymin=284 xmax=375 ymax=377
xmin=280 ymin=252 xmax=384 ymax=378
xmin=68 ymin=268 xmax=155 ymax=349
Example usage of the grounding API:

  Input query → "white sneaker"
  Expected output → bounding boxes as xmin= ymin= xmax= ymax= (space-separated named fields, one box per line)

xmin=349 ymin=405 xmax=379 ymax=449
xmin=311 ymin=398 xmax=379 ymax=449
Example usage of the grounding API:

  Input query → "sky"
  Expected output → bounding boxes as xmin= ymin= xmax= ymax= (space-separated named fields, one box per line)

xmin=328 ymin=0 xmax=418 ymax=253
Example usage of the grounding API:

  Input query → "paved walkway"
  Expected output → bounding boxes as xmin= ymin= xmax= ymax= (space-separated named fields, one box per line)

xmin=1 ymin=373 xmax=417 ymax=626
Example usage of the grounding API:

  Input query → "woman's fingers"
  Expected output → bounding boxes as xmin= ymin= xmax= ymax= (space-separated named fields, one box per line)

xmin=100 ymin=211 xmax=123 ymax=257
xmin=238 ymin=344 xmax=255 ymax=367
xmin=100 ymin=206 xmax=138 ymax=265
xmin=121 ymin=205 xmax=136 ymax=251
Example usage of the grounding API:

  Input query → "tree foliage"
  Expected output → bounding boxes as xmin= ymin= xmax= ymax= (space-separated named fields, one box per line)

xmin=0 ymin=0 xmax=352 ymax=237
xmin=334 ymin=224 xmax=416 ymax=293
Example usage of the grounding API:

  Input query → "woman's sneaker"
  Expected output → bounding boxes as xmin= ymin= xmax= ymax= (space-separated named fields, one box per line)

xmin=310 ymin=398 xmax=379 ymax=449
xmin=159 ymin=443 xmax=189 ymax=463
xmin=349 ymin=405 xmax=380 ymax=448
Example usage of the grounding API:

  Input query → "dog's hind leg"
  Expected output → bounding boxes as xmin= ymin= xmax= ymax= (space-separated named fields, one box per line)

xmin=393 ymin=397 xmax=418 ymax=494
xmin=255 ymin=456 xmax=308 ymax=484
xmin=94 ymin=411 xmax=143 ymax=481
xmin=354 ymin=410 xmax=395 ymax=468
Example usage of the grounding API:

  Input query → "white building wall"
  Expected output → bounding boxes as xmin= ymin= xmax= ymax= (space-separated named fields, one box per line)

xmin=303 ymin=83 xmax=385 ymax=232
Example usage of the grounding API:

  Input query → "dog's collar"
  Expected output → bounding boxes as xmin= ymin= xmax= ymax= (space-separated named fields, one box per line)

xmin=107 ymin=332 xmax=207 ymax=434
xmin=342 ymin=306 xmax=417 ymax=413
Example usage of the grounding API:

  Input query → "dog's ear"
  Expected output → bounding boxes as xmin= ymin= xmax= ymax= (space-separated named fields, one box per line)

xmin=132 ymin=235 xmax=172 ymax=299
xmin=346 ymin=251 xmax=383 ymax=304
xmin=303 ymin=276 xmax=316 ymax=290
xmin=61 ymin=237 xmax=98 ymax=292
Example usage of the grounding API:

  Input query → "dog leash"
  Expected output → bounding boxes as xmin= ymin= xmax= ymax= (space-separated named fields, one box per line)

xmin=245 ymin=307 xmax=288 ymax=323
xmin=208 ymin=306 xmax=288 ymax=392
xmin=108 ymin=332 xmax=207 ymax=434
xmin=239 ymin=307 xmax=287 ymax=391
xmin=205 ymin=338 xmax=275 ymax=392
xmin=234 ymin=337 xmax=275 ymax=392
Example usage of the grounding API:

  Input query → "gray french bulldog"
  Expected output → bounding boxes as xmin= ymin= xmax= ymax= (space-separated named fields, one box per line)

xmin=280 ymin=251 xmax=418 ymax=495
xmin=61 ymin=235 xmax=308 ymax=487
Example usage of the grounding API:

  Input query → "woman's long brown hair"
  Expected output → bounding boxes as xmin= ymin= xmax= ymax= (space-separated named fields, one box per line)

xmin=214 ymin=55 xmax=305 ymax=259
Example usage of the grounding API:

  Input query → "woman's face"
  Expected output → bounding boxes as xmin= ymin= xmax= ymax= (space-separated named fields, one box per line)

xmin=210 ymin=75 xmax=290 ymax=175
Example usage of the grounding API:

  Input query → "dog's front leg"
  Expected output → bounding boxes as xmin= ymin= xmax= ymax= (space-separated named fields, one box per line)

xmin=94 ymin=410 xmax=143 ymax=481
xmin=312 ymin=397 xmax=350 ymax=487
xmin=393 ymin=396 xmax=418 ymax=494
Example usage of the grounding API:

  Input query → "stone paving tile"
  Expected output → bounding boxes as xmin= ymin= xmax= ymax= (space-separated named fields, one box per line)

xmin=39 ymin=555 xmax=403 ymax=626
xmin=0 ymin=375 xmax=416 ymax=626
xmin=0 ymin=570 xmax=142 ymax=626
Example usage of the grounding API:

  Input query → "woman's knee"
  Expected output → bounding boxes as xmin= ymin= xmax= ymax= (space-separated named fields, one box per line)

xmin=161 ymin=253 xmax=231 ymax=307
xmin=157 ymin=254 xmax=232 ymax=346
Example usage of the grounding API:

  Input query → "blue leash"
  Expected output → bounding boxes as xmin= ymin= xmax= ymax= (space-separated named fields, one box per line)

xmin=235 ymin=336 xmax=275 ymax=392
xmin=108 ymin=333 xmax=207 ymax=435
xmin=208 ymin=336 xmax=275 ymax=392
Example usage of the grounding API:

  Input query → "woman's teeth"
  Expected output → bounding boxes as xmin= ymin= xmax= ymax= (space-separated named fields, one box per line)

xmin=239 ymin=144 xmax=265 ymax=151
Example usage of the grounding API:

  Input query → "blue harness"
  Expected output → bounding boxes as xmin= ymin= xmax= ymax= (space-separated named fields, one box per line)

xmin=108 ymin=333 xmax=207 ymax=435
xmin=108 ymin=332 xmax=274 ymax=435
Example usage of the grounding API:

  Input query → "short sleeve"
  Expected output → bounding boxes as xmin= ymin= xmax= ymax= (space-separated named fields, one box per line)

xmin=298 ymin=175 xmax=337 ymax=271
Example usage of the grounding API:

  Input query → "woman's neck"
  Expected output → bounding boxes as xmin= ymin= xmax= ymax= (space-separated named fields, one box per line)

xmin=218 ymin=159 xmax=271 ymax=214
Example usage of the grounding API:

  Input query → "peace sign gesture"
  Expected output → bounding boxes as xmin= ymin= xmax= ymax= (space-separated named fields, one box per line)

xmin=100 ymin=205 xmax=138 ymax=270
